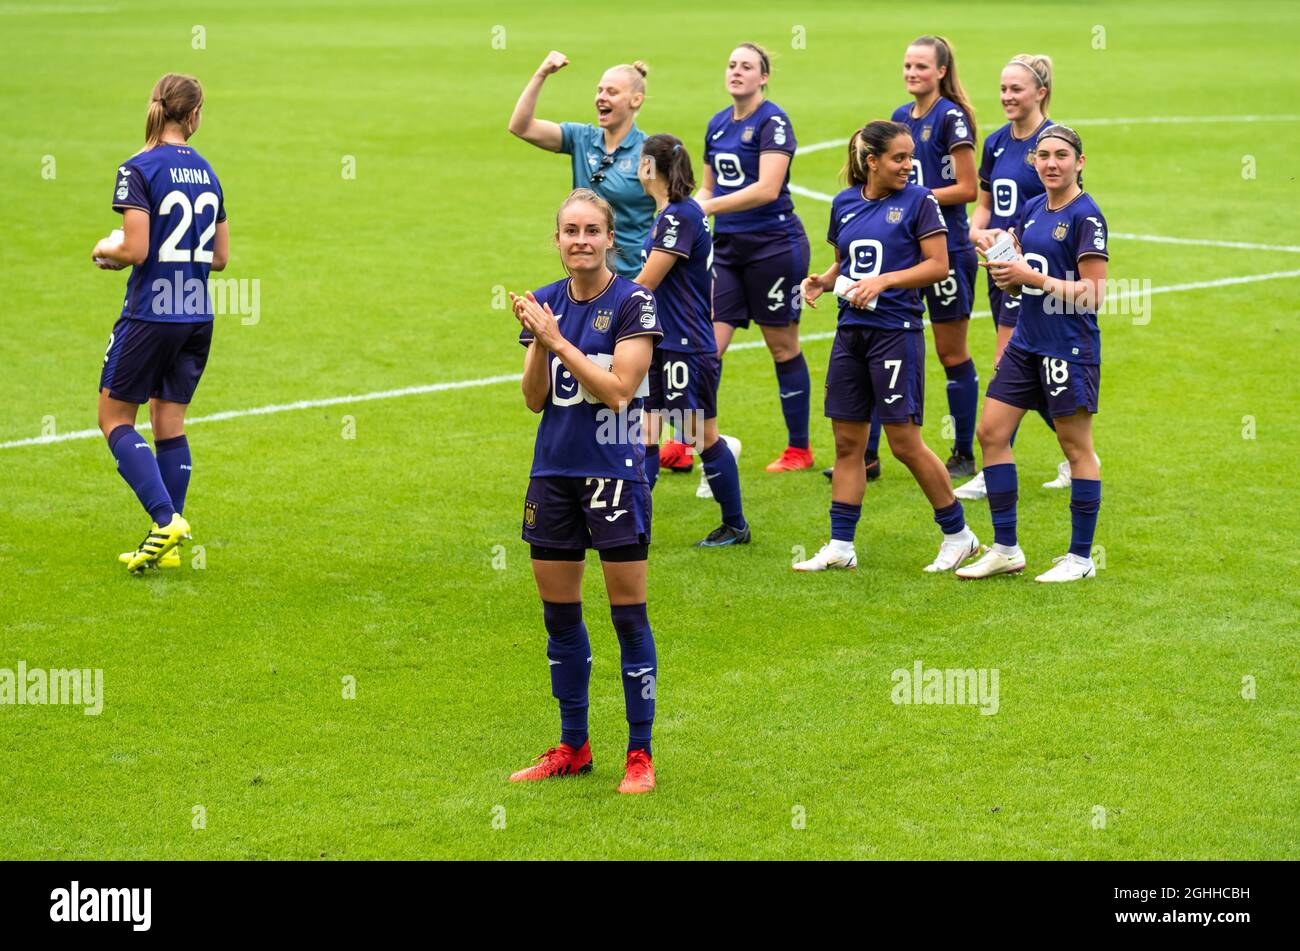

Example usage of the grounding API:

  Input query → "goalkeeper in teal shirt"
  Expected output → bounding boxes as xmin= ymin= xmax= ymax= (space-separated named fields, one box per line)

xmin=509 ymin=51 xmax=655 ymax=278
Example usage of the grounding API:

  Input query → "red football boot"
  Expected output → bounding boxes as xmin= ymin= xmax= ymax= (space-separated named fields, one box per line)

xmin=764 ymin=445 xmax=814 ymax=472
xmin=509 ymin=740 xmax=593 ymax=782
xmin=617 ymin=749 xmax=656 ymax=794
xmin=658 ymin=439 xmax=694 ymax=472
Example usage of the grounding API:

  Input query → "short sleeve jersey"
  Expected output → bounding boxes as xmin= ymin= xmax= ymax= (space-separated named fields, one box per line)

xmin=111 ymin=143 xmax=226 ymax=322
xmin=519 ymin=275 xmax=663 ymax=479
xmin=979 ymin=118 xmax=1053 ymax=231
xmin=640 ymin=198 xmax=714 ymax=353
xmin=703 ymin=100 xmax=800 ymax=235
xmin=1008 ymin=191 xmax=1109 ymax=364
xmin=891 ymin=96 xmax=976 ymax=252
xmin=826 ymin=183 xmax=948 ymax=330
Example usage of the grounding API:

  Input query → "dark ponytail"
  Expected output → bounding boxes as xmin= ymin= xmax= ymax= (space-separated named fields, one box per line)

xmin=910 ymin=35 xmax=976 ymax=141
xmin=641 ymin=133 xmax=695 ymax=204
xmin=143 ymin=73 xmax=203 ymax=150
xmin=843 ymin=120 xmax=910 ymax=188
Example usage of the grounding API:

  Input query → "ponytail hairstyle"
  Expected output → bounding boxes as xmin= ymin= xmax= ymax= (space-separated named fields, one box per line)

xmin=1007 ymin=53 xmax=1053 ymax=117
xmin=843 ymin=120 xmax=911 ymax=188
xmin=555 ymin=187 xmax=619 ymax=268
xmin=143 ymin=73 xmax=204 ymax=150
xmin=736 ymin=41 xmax=771 ymax=92
xmin=641 ymin=134 xmax=695 ymax=204
xmin=1036 ymin=124 xmax=1085 ymax=186
xmin=612 ymin=61 xmax=649 ymax=108
xmin=910 ymin=35 xmax=976 ymax=140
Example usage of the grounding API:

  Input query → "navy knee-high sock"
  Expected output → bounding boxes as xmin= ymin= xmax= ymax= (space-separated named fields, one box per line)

xmin=611 ymin=603 xmax=656 ymax=756
xmin=108 ymin=425 xmax=174 ymax=525
xmin=830 ymin=500 xmax=861 ymax=544
xmin=866 ymin=411 xmax=882 ymax=460
xmin=945 ymin=358 xmax=979 ymax=457
xmin=644 ymin=444 xmax=660 ymax=491
xmin=984 ymin=463 xmax=1018 ymax=548
xmin=700 ymin=437 xmax=745 ymax=529
xmin=1068 ymin=479 xmax=1101 ymax=558
xmin=155 ymin=434 xmax=191 ymax=515
xmin=773 ymin=353 xmax=810 ymax=450
xmin=543 ymin=601 xmax=591 ymax=750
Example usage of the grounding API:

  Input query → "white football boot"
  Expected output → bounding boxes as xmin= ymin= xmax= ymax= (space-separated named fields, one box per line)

xmin=1034 ymin=553 xmax=1097 ymax=583
xmin=954 ymin=470 xmax=987 ymax=500
xmin=792 ymin=540 xmax=858 ymax=572
xmin=1043 ymin=453 xmax=1100 ymax=490
xmin=697 ymin=434 xmax=742 ymax=499
xmin=923 ymin=528 xmax=981 ymax=573
xmin=955 ymin=545 xmax=1027 ymax=580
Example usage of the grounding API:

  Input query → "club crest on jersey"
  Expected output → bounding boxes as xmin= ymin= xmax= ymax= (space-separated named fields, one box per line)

xmin=1053 ymin=221 xmax=1069 ymax=241
xmin=921 ymin=125 xmax=932 ymax=142
xmin=1025 ymin=149 xmax=1037 ymax=167
xmin=618 ymin=158 xmax=632 ymax=172
xmin=524 ymin=500 xmax=537 ymax=527
xmin=887 ymin=207 xmax=903 ymax=224
xmin=741 ymin=126 xmax=755 ymax=143
xmin=592 ymin=309 xmax=613 ymax=332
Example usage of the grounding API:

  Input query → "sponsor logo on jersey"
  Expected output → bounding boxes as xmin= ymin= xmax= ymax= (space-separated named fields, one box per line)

xmin=116 ymin=186 xmax=129 ymax=200
xmin=887 ymin=207 xmax=903 ymax=224
xmin=592 ymin=309 xmax=612 ymax=332
xmin=741 ymin=126 xmax=754 ymax=144
xmin=993 ymin=148 xmax=1005 ymax=158
xmin=523 ymin=500 xmax=537 ymax=527
xmin=1053 ymin=221 xmax=1069 ymax=241
xmin=662 ymin=230 xmax=677 ymax=249
xmin=921 ymin=125 xmax=932 ymax=142
xmin=1086 ymin=217 xmax=1106 ymax=250
xmin=639 ymin=310 xmax=656 ymax=329
xmin=118 ymin=166 xmax=131 ymax=176
xmin=839 ymin=211 xmax=857 ymax=224
xmin=772 ymin=117 xmax=787 ymax=146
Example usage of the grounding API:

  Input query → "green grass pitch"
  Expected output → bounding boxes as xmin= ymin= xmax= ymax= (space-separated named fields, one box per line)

xmin=1 ymin=0 xmax=1297 ymax=859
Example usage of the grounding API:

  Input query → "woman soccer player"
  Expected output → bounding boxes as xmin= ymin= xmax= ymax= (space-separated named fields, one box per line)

xmin=958 ymin=55 xmax=1086 ymax=500
xmin=957 ymin=125 xmax=1106 ymax=583
xmin=634 ymin=135 xmax=749 ymax=547
xmin=793 ymin=122 xmax=979 ymax=574
xmin=508 ymin=51 xmax=655 ymax=280
xmin=508 ymin=189 xmax=662 ymax=794
xmin=92 ymin=73 xmax=228 ymax=573
xmin=886 ymin=35 xmax=981 ymax=480
xmin=698 ymin=42 xmax=814 ymax=475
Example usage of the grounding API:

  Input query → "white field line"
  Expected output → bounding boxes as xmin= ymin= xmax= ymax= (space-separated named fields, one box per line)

xmin=792 ymin=113 xmax=1300 ymax=156
xmin=5 ymin=270 xmax=1300 ymax=452
xmin=788 ymin=183 xmax=1300 ymax=255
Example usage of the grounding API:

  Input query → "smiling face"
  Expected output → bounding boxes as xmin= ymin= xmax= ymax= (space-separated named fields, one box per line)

xmin=726 ymin=46 xmax=766 ymax=99
xmin=1034 ymin=136 xmax=1084 ymax=190
xmin=903 ymin=44 xmax=942 ymax=98
xmin=999 ymin=65 xmax=1043 ymax=122
xmin=594 ymin=69 xmax=640 ymax=128
xmin=556 ymin=200 xmax=613 ymax=273
xmin=868 ymin=133 xmax=915 ymax=191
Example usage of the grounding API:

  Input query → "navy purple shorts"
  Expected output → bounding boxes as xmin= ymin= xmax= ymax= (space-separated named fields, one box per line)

xmin=986 ymin=343 xmax=1099 ymax=418
xmin=986 ymin=280 xmax=1022 ymax=329
xmin=712 ymin=227 xmax=810 ymax=328
xmin=823 ymin=326 xmax=925 ymax=425
xmin=522 ymin=476 xmax=652 ymax=551
xmin=100 ymin=317 xmax=212 ymax=405
xmin=647 ymin=349 xmax=720 ymax=424
xmin=923 ymin=245 xmax=978 ymax=323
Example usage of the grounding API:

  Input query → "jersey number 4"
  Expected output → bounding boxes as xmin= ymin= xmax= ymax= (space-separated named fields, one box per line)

xmin=158 ymin=190 xmax=219 ymax=263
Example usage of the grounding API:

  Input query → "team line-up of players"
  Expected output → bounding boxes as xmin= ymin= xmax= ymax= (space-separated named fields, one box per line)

xmin=500 ymin=37 xmax=1108 ymax=789
xmin=86 ymin=37 xmax=1107 ymax=792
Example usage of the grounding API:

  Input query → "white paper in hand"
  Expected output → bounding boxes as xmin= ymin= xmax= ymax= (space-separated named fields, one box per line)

xmin=984 ymin=232 xmax=1019 ymax=263
xmin=94 ymin=229 xmax=125 ymax=267
xmin=833 ymin=274 xmax=877 ymax=310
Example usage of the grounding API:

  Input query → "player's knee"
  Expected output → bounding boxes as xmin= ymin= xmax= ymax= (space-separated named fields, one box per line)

xmin=976 ymin=418 xmax=1006 ymax=451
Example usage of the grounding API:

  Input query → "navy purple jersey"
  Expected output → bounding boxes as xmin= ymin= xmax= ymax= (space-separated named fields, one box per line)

xmin=111 ymin=143 xmax=226 ymax=322
xmin=1008 ymin=191 xmax=1109 ymax=364
xmin=891 ymin=96 xmax=976 ymax=251
xmin=979 ymin=118 xmax=1054 ymax=231
xmin=640 ymin=198 xmax=714 ymax=353
xmin=825 ymin=183 xmax=947 ymax=331
xmin=519 ymin=275 xmax=663 ymax=480
xmin=703 ymin=99 xmax=800 ymax=235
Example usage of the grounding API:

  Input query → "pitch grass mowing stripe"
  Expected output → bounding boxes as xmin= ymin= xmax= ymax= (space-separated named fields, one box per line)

xmin=4 ymin=269 xmax=1299 ymax=453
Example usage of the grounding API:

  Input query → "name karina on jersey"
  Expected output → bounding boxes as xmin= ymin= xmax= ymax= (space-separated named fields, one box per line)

xmin=168 ymin=166 xmax=212 ymax=185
